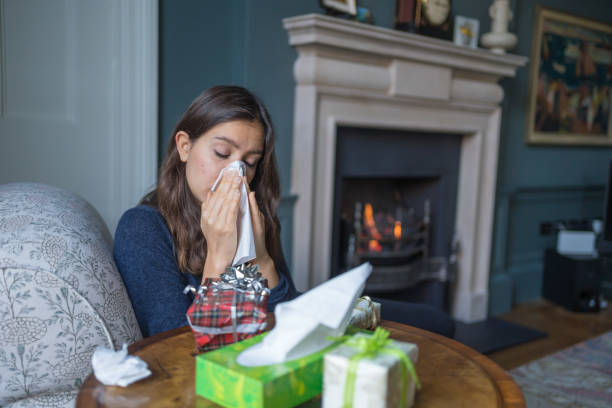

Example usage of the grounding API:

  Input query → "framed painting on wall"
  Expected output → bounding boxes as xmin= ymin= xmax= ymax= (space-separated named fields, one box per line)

xmin=526 ymin=7 xmax=612 ymax=146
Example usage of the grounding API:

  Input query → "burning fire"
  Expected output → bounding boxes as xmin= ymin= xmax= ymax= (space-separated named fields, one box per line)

xmin=368 ymin=239 xmax=382 ymax=252
xmin=359 ymin=203 xmax=406 ymax=253
xmin=363 ymin=203 xmax=382 ymax=240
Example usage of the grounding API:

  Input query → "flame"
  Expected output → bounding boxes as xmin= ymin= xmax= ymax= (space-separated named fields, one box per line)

xmin=368 ymin=239 xmax=382 ymax=252
xmin=394 ymin=220 xmax=402 ymax=240
xmin=363 ymin=203 xmax=382 ymax=240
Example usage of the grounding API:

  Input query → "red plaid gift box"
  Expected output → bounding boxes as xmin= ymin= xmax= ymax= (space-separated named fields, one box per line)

xmin=185 ymin=264 xmax=269 ymax=352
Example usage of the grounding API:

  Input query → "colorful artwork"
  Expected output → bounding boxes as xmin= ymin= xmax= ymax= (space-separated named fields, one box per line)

xmin=526 ymin=7 xmax=612 ymax=145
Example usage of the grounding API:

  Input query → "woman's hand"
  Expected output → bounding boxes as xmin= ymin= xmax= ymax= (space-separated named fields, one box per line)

xmin=201 ymin=172 xmax=242 ymax=279
xmin=246 ymin=180 xmax=279 ymax=288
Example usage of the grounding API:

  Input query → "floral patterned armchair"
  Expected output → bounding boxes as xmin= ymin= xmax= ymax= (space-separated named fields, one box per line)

xmin=0 ymin=183 xmax=142 ymax=408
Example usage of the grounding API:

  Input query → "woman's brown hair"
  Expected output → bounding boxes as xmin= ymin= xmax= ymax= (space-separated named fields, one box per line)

xmin=142 ymin=86 xmax=283 ymax=275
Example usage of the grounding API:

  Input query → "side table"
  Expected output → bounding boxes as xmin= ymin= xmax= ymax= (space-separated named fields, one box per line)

xmin=77 ymin=321 xmax=525 ymax=407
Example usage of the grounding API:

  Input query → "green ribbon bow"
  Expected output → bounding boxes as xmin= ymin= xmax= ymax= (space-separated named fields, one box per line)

xmin=330 ymin=327 xmax=420 ymax=408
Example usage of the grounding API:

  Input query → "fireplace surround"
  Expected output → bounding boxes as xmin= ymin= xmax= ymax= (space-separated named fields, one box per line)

xmin=283 ymin=14 xmax=527 ymax=322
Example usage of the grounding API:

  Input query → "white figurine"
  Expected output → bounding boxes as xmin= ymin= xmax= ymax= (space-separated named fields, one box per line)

xmin=480 ymin=0 xmax=518 ymax=54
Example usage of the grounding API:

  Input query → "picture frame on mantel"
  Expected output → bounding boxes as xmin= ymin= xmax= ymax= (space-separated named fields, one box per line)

xmin=526 ymin=7 xmax=612 ymax=146
xmin=320 ymin=0 xmax=357 ymax=16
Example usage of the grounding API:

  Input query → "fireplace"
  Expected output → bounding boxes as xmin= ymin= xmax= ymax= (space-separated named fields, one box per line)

xmin=283 ymin=14 xmax=526 ymax=322
xmin=331 ymin=126 xmax=461 ymax=310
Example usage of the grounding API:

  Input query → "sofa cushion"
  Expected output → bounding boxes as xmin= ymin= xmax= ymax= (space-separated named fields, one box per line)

xmin=0 ymin=183 xmax=142 ymax=406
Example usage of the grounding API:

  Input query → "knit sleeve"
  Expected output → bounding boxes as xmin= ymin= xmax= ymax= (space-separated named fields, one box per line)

xmin=113 ymin=206 xmax=195 ymax=338
xmin=267 ymin=244 xmax=300 ymax=311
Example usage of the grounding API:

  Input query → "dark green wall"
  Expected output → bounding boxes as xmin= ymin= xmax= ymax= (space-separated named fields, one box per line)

xmin=159 ymin=0 xmax=245 ymax=159
xmin=159 ymin=0 xmax=612 ymax=314
xmin=487 ymin=0 xmax=612 ymax=315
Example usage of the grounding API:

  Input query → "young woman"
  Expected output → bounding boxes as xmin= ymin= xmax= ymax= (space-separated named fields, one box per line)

xmin=114 ymin=86 xmax=299 ymax=337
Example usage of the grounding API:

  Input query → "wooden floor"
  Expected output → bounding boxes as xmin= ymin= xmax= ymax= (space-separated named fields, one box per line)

xmin=487 ymin=298 xmax=612 ymax=370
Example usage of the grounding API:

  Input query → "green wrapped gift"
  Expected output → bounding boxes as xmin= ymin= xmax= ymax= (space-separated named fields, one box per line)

xmin=196 ymin=332 xmax=341 ymax=407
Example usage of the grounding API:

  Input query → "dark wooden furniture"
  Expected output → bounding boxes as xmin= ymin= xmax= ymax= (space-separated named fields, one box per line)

xmin=77 ymin=321 xmax=525 ymax=407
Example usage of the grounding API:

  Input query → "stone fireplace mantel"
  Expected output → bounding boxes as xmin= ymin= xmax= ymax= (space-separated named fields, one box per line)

xmin=283 ymin=14 xmax=527 ymax=323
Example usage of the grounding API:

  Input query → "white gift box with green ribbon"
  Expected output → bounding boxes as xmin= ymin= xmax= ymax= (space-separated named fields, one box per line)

xmin=323 ymin=329 xmax=420 ymax=408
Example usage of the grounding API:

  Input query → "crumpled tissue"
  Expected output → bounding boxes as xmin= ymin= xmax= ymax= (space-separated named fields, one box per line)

xmin=211 ymin=160 xmax=256 ymax=266
xmin=91 ymin=344 xmax=151 ymax=387
xmin=236 ymin=262 xmax=372 ymax=366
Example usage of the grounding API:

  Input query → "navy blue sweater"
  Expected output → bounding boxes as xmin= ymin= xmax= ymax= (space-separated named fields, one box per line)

xmin=114 ymin=205 xmax=299 ymax=338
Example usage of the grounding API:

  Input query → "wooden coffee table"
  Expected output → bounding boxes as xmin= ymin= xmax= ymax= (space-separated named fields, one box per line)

xmin=76 ymin=321 xmax=525 ymax=407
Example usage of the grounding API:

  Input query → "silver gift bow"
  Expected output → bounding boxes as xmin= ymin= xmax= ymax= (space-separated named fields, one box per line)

xmin=184 ymin=263 xmax=270 ymax=299
xmin=218 ymin=263 xmax=270 ymax=296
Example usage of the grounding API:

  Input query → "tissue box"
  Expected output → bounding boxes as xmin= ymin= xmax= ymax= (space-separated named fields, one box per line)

xmin=196 ymin=332 xmax=340 ymax=408
xmin=323 ymin=333 xmax=419 ymax=408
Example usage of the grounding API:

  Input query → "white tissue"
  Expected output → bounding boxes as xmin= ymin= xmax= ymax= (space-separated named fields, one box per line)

xmin=91 ymin=344 xmax=151 ymax=387
xmin=211 ymin=160 xmax=256 ymax=266
xmin=236 ymin=263 xmax=372 ymax=366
